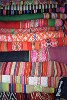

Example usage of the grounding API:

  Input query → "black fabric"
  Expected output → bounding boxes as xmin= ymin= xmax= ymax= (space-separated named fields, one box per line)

xmin=0 ymin=51 xmax=29 ymax=62
xmin=0 ymin=92 xmax=17 ymax=100
xmin=55 ymin=77 xmax=67 ymax=99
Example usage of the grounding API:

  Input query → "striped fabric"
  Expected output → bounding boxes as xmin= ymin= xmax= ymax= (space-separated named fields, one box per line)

xmin=0 ymin=19 xmax=64 ymax=28
xmin=0 ymin=0 xmax=66 ymax=95
xmin=0 ymin=61 xmax=67 ymax=77
xmin=0 ymin=5 xmax=67 ymax=15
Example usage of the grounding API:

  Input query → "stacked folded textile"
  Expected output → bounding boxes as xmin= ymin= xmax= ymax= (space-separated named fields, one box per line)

xmin=0 ymin=0 xmax=67 ymax=97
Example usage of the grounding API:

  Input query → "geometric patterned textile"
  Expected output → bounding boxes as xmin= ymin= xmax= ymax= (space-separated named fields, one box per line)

xmin=0 ymin=36 xmax=67 ymax=51
xmin=0 ymin=92 xmax=17 ymax=100
xmin=0 ymin=31 xmax=64 ymax=42
xmin=0 ymin=92 xmax=55 ymax=100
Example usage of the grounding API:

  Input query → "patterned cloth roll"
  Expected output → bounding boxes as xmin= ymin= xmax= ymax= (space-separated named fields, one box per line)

xmin=0 ymin=36 xmax=67 ymax=51
xmin=0 ymin=26 xmax=64 ymax=34
xmin=0 ymin=31 xmax=64 ymax=42
xmin=0 ymin=19 xmax=63 ymax=28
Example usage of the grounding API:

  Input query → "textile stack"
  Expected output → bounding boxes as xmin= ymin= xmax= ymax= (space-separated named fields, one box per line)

xmin=0 ymin=0 xmax=67 ymax=100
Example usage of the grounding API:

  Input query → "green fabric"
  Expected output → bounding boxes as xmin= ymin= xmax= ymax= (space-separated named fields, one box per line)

xmin=49 ymin=19 xmax=55 ymax=26
xmin=2 ymin=83 xmax=9 ymax=92
xmin=0 ymin=13 xmax=44 ymax=21
xmin=0 ymin=83 xmax=2 ymax=92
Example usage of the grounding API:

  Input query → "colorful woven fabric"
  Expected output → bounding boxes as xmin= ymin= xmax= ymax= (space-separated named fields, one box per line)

xmin=0 ymin=4 xmax=67 ymax=15
xmin=44 ymin=13 xmax=67 ymax=19
xmin=0 ymin=31 xmax=64 ymax=42
xmin=0 ymin=62 xmax=67 ymax=77
xmin=0 ymin=75 xmax=66 ymax=88
xmin=0 ymin=19 xmax=63 ymax=29
xmin=0 ymin=92 xmax=55 ymax=100
xmin=0 ymin=0 xmax=66 ymax=6
xmin=31 ymin=92 xmax=55 ymax=100
xmin=0 ymin=83 xmax=54 ymax=93
xmin=48 ymin=61 xmax=67 ymax=77
xmin=0 ymin=36 xmax=67 ymax=51
xmin=0 ymin=26 xmax=64 ymax=34
xmin=30 ymin=49 xmax=47 ymax=62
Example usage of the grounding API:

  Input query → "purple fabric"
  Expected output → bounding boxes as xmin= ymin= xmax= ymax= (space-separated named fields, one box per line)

xmin=48 ymin=46 xmax=67 ymax=64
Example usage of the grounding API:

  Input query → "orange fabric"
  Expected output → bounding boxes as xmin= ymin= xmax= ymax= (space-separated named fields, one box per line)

xmin=35 ymin=41 xmax=41 ymax=50
xmin=42 ymin=62 xmax=47 ymax=76
xmin=1 ymin=42 xmax=4 ymax=51
xmin=0 ymin=42 xmax=1 ymax=51
xmin=4 ymin=42 xmax=7 ymax=51
xmin=23 ymin=42 xmax=28 ymax=50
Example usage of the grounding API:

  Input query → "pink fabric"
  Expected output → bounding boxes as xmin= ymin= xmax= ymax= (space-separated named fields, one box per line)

xmin=31 ymin=49 xmax=46 ymax=62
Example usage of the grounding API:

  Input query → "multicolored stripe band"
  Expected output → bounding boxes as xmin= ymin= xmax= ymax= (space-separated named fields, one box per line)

xmin=0 ymin=61 xmax=67 ymax=77
xmin=0 ymin=4 xmax=67 ymax=15
xmin=0 ymin=19 xmax=64 ymax=28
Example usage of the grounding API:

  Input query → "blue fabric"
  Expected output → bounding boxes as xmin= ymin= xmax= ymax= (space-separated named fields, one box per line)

xmin=0 ymin=51 xmax=29 ymax=62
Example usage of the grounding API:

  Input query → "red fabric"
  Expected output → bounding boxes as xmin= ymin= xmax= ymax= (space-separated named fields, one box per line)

xmin=31 ymin=92 xmax=55 ymax=100
xmin=0 ymin=22 xmax=20 ymax=28
xmin=7 ymin=42 xmax=12 ymax=51
xmin=16 ymin=93 xmax=31 ymax=100
xmin=57 ymin=38 xmax=64 ymax=46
